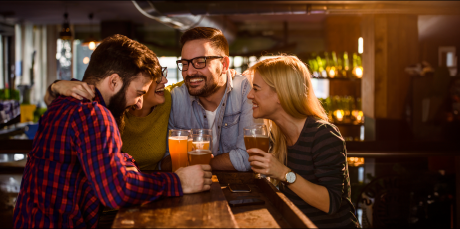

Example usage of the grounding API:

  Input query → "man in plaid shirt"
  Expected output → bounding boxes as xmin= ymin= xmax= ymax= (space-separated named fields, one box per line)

xmin=13 ymin=34 xmax=212 ymax=228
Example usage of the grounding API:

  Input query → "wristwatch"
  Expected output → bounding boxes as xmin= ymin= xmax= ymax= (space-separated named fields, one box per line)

xmin=283 ymin=169 xmax=297 ymax=185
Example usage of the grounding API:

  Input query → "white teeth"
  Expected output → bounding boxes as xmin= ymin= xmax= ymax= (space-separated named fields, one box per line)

xmin=155 ymin=88 xmax=164 ymax=92
xmin=253 ymin=104 xmax=258 ymax=108
xmin=190 ymin=78 xmax=204 ymax=82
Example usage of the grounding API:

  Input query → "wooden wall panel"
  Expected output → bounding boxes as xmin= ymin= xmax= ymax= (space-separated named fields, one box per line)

xmin=325 ymin=16 xmax=362 ymax=54
xmin=362 ymin=15 xmax=375 ymax=119
xmin=363 ymin=14 xmax=419 ymax=120
xmin=374 ymin=15 xmax=389 ymax=119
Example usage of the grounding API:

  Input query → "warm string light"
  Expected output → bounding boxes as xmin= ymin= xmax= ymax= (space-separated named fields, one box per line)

xmin=347 ymin=157 xmax=365 ymax=167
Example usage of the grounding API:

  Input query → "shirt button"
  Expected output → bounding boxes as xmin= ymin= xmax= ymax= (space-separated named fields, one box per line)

xmin=223 ymin=103 xmax=225 ymax=106
xmin=225 ymin=123 xmax=228 ymax=127
xmin=218 ymin=126 xmax=220 ymax=129
xmin=204 ymin=115 xmax=207 ymax=118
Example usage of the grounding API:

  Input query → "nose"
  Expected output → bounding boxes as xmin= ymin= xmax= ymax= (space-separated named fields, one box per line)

xmin=247 ymin=88 xmax=255 ymax=99
xmin=161 ymin=75 xmax=168 ymax=84
xmin=185 ymin=63 xmax=197 ymax=78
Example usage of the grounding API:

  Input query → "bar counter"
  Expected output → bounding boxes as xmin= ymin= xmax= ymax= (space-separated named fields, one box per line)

xmin=111 ymin=171 xmax=316 ymax=228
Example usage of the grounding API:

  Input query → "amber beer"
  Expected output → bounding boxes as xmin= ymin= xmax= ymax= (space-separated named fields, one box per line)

xmin=244 ymin=135 xmax=270 ymax=155
xmin=169 ymin=130 xmax=190 ymax=172
xmin=244 ymin=135 xmax=269 ymax=169
xmin=243 ymin=124 xmax=269 ymax=178
xmin=188 ymin=150 xmax=213 ymax=165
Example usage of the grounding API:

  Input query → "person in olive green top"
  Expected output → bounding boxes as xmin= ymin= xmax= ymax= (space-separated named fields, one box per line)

xmin=44 ymin=69 xmax=237 ymax=171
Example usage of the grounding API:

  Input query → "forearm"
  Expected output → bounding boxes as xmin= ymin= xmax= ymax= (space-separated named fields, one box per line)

xmin=44 ymin=82 xmax=58 ymax=106
xmin=288 ymin=176 xmax=330 ymax=213
xmin=210 ymin=153 xmax=236 ymax=171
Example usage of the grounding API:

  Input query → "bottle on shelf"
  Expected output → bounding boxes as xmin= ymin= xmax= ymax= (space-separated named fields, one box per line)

xmin=331 ymin=52 xmax=339 ymax=78
xmin=343 ymin=52 xmax=350 ymax=77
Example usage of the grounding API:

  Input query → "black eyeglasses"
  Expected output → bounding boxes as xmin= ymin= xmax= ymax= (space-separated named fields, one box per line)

xmin=156 ymin=67 xmax=168 ymax=84
xmin=176 ymin=56 xmax=223 ymax=71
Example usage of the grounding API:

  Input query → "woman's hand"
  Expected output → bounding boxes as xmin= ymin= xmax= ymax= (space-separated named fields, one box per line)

xmin=53 ymin=80 xmax=95 ymax=101
xmin=228 ymin=69 xmax=239 ymax=78
xmin=247 ymin=148 xmax=289 ymax=181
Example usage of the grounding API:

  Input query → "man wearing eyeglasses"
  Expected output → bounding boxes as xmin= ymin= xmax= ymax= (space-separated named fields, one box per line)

xmin=165 ymin=27 xmax=258 ymax=171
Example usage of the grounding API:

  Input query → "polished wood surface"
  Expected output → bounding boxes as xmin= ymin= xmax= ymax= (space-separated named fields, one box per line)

xmin=213 ymin=171 xmax=316 ymax=228
xmin=111 ymin=175 xmax=238 ymax=228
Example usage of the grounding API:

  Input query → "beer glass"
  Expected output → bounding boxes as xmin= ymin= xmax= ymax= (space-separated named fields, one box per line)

xmin=188 ymin=133 xmax=213 ymax=166
xmin=169 ymin=129 xmax=190 ymax=172
xmin=188 ymin=129 xmax=212 ymax=154
xmin=244 ymin=124 xmax=270 ymax=179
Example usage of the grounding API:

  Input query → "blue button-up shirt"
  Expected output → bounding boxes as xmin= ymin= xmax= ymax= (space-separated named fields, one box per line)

xmin=166 ymin=72 xmax=259 ymax=171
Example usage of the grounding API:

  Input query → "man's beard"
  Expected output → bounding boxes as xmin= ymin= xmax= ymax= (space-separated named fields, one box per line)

xmin=107 ymin=86 xmax=129 ymax=135
xmin=185 ymin=72 xmax=221 ymax=97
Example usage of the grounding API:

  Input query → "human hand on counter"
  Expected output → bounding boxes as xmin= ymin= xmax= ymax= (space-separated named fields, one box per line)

xmin=247 ymin=148 xmax=289 ymax=181
xmin=175 ymin=164 xmax=213 ymax=194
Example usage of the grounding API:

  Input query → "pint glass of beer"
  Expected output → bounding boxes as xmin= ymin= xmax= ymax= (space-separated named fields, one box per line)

xmin=188 ymin=133 xmax=213 ymax=166
xmin=244 ymin=124 xmax=270 ymax=179
xmin=169 ymin=129 xmax=190 ymax=172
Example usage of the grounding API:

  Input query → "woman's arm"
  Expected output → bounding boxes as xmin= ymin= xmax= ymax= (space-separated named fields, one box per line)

xmin=248 ymin=149 xmax=330 ymax=213
xmin=44 ymin=80 xmax=95 ymax=106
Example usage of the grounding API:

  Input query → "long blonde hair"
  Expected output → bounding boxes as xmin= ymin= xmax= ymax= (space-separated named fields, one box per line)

xmin=248 ymin=55 xmax=328 ymax=185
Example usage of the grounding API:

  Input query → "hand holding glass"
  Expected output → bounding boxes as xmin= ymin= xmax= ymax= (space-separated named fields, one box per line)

xmin=244 ymin=124 xmax=270 ymax=179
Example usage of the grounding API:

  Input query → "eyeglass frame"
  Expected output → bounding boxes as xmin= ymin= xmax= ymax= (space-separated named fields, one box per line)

xmin=156 ymin=67 xmax=168 ymax=84
xmin=176 ymin=56 xmax=224 ymax=71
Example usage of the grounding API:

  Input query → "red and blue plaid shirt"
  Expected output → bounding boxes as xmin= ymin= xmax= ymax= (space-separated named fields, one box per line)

xmin=13 ymin=88 xmax=183 ymax=228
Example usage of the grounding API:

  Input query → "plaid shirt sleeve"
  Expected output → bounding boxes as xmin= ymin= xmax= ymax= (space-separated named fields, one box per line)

xmin=72 ymin=103 xmax=183 ymax=208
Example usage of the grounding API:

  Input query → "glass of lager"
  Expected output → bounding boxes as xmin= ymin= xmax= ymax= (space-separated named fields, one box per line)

xmin=169 ymin=129 xmax=190 ymax=172
xmin=244 ymin=124 xmax=270 ymax=179
xmin=188 ymin=133 xmax=213 ymax=166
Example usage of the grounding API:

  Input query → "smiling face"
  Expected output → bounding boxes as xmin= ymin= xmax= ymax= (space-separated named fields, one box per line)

xmin=142 ymin=74 xmax=168 ymax=107
xmin=181 ymin=39 xmax=229 ymax=97
xmin=247 ymin=71 xmax=281 ymax=119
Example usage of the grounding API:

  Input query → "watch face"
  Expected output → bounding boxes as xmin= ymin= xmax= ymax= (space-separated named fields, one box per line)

xmin=286 ymin=172 xmax=296 ymax=183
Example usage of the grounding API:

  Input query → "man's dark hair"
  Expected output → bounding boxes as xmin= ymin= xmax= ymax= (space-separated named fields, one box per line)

xmin=180 ymin=27 xmax=229 ymax=56
xmin=83 ymin=34 xmax=161 ymax=86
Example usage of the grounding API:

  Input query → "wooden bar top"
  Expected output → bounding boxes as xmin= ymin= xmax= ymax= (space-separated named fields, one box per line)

xmin=112 ymin=175 xmax=238 ymax=228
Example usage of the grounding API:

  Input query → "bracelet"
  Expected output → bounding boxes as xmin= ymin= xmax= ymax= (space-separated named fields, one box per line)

xmin=48 ymin=80 xmax=61 ymax=98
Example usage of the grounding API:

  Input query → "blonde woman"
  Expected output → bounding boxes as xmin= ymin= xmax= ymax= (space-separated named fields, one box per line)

xmin=246 ymin=56 xmax=359 ymax=228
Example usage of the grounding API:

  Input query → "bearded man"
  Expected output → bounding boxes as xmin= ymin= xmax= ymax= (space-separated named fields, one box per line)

xmin=13 ymin=34 xmax=212 ymax=228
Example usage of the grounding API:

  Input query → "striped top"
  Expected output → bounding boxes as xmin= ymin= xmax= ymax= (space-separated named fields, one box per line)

xmin=280 ymin=116 xmax=360 ymax=228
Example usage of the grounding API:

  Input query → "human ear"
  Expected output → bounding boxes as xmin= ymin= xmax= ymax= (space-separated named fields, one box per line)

xmin=222 ymin=56 xmax=230 ymax=72
xmin=108 ymin=74 xmax=122 ymax=92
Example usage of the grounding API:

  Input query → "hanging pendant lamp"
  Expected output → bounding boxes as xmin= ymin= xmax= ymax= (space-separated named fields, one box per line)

xmin=82 ymin=13 xmax=100 ymax=50
xmin=59 ymin=12 xmax=72 ymax=40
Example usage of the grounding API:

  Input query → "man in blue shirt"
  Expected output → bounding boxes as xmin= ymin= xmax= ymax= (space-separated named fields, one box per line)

xmin=166 ymin=27 xmax=258 ymax=171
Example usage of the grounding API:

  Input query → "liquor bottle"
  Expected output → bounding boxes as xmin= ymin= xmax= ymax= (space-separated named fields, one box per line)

xmin=331 ymin=52 xmax=339 ymax=78
xmin=343 ymin=52 xmax=350 ymax=77
xmin=352 ymin=53 xmax=358 ymax=77
xmin=325 ymin=52 xmax=333 ymax=78
xmin=316 ymin=55 xmax=326 ymax=77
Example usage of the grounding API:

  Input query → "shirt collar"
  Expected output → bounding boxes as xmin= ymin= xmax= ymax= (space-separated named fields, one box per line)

xmin=188 ymin=70 xmax=234 ymax=103
xmin=80 ymin=86 xmax=106 ymax=108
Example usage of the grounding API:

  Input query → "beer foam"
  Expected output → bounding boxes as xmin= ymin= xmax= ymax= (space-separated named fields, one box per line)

xmin=188 ymin=150 xmax=212 ymax=155
xmin=244 ymin=134 xmax=269 ymax=138
xmin=169 ymin=136 xmax=188 ymax=140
